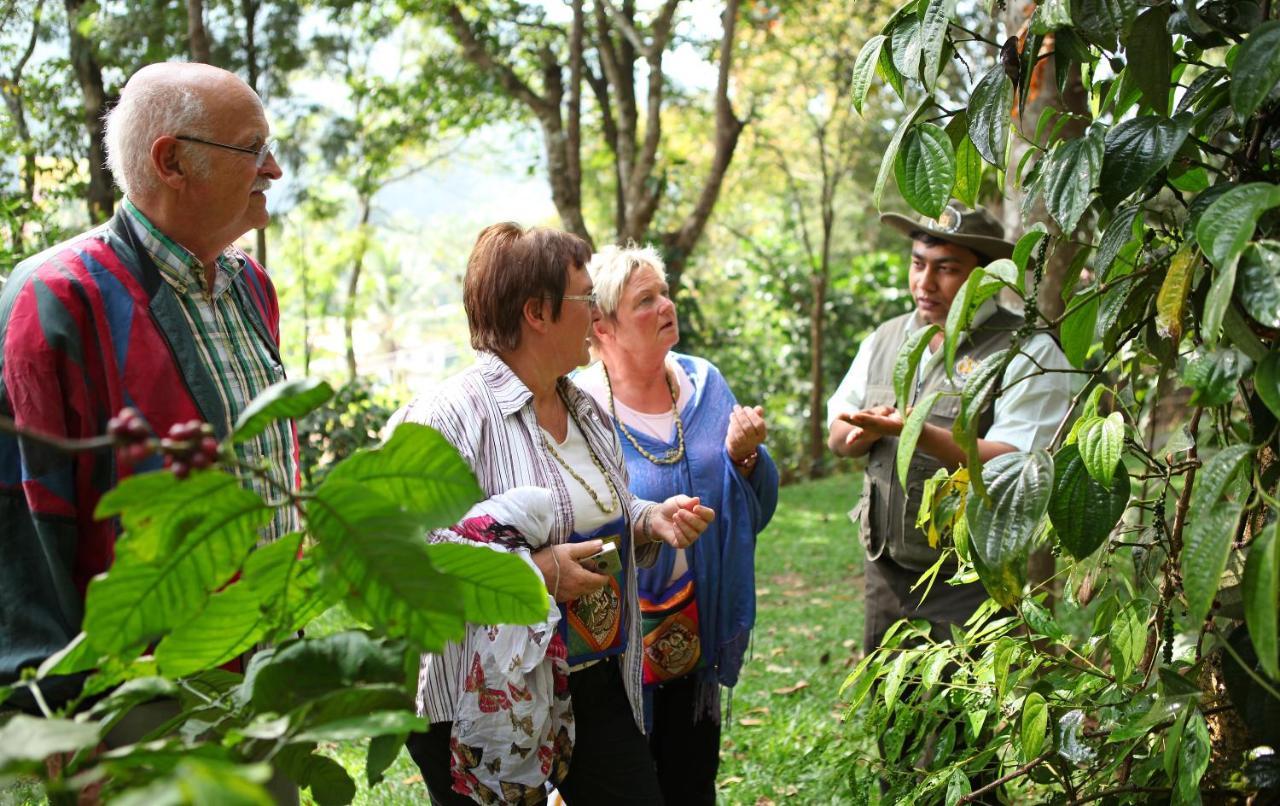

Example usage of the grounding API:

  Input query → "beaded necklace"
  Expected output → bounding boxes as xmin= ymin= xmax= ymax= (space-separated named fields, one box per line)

xmin=602 ymin=363 xmax=685 ymax=465
xmin=540 ymin=390 xmax=620 ymax=515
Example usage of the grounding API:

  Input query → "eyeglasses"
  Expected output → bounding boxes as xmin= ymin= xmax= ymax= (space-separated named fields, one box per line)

xmin=559 ymin=292 xmax=598 ymax=306
xmin=176 ymin=135 xmax=278 ymax=169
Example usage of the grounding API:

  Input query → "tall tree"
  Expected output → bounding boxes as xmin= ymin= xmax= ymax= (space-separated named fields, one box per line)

xmin=431 ymin=0 xmax=745 ymax=292
xmin=64 ymin=0 xmax=114 ymax=223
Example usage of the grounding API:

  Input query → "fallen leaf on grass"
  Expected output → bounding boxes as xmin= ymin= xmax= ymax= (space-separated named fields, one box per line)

xmin=754 ymin=797 xmax=775 ymax=806
xmin=756 ymin=587 xmax=772 ymax=596
xmin=744 ymin=706 xmax=771 ymax=715
xmin=720 ymin=776 xmax=743 ymax=786
xmin=842 ymin=639 xmax=856 ymax=649
xmin=808 ymin=598 xmax=826 ymax=606
xmin=738 ymin=717 xmax=766 ymax=726
xmin=403 ymin=774 xmax=423 ymax=785
xmin=769 ymin=646 xmax=786 ymax=657
xmin=764 ymin=663 xmax=794 ymax=674
xmin=772 ymin=680 xmax=809 ymax=695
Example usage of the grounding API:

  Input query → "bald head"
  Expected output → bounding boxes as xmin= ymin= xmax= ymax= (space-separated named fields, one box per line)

xmin=105 ymin=63 xmax=263 ymax=200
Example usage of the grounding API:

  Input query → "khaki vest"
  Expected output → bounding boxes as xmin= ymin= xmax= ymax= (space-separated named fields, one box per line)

xmin=853 ymin=307 xmax=1023 ymax=570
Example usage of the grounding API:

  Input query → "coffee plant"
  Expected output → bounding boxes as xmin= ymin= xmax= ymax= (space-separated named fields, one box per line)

xmin=0 ymin=379 xmax=546 ymax=804
xmin=842 ymin=0 xmax=1280 ymax=802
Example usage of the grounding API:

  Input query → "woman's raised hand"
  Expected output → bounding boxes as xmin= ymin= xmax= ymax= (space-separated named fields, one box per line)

xmin=649 ymin=495 xmax=715 ymax=549
xmin=725 ymin=404 xmax=767 ymax=463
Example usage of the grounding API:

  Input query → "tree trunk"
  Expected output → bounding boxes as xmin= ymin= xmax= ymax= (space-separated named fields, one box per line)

xmin=344 ymin=196 xmax=373 ymax=382
xmin=186 ymin=0 xmax=212 ymax=63
xmin=808 ymin=269 xmax=829 ymax=478
xmin=65 ymin=0 xmax=114 ymax=223
xmin=241 ymin=0 xmax=269 ymax=266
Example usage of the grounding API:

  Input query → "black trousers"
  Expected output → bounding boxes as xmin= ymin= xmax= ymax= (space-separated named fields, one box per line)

xmin=647 ymin=674 xmax=720 ymax=806
xmin=862 ymin=554 xmax=990 ymax=653
xmin=406 ymin=657 xmax=664 ymax=805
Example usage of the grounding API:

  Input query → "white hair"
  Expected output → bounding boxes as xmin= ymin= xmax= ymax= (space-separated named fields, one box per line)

xmin=587 ymin=242 xmax=667 ymax=318
xmin=104 ymin=83 xmax=211 ymax=199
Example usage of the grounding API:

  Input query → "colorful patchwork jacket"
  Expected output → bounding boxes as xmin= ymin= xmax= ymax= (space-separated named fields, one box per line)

xmin=0 ymin=214 xmax=284 ymax=700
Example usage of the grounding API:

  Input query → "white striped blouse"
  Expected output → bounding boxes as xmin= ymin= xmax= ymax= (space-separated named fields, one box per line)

xmin=388 ymin=351 xmax=659 ymax=731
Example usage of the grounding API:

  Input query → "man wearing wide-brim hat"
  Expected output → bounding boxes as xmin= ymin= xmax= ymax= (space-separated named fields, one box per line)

xmin=826 ymin=201 xmax=1073 ymax=654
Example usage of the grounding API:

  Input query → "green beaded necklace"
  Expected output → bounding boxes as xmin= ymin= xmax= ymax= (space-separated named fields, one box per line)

xmin=602 ymin=363 xmax=686 ymax=465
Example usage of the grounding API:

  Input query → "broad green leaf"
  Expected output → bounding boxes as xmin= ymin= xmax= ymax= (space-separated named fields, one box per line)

xmin=1173 ymin=712 xmax=1212 ymax=803
xmin=306 ymin=481 xmax=468 ymax=650
xmin=1243 ymin=520 xmax=1279 ymax=679
xmin=1074 ymin=0 xmax=1138 ymax=50
xmin=36 ymin=632 xmax=98 ymax=679
xmin=1043 ymin=127 xmax=1105 ymax=233
xmin=1238 ymin=241 xmax=1280 ymax=330
xmin=1191 ymin=444 xmax=1253 ymax=513
xmin=953 ymin=135 xmax=983 ymax=207
xmin=851 ymin=35 xmax=886 ymax=115
xmin=897 ymin=391 xmax=943 ymax=489
xmin=1049 ymin=443 xmax=1131 ymax=560
xmin=919 ymin=0 xmax=957 ymax=89
xmin=84 ymin=471 xmax=271 ymax=653
xmin=893 ymin=323 xmax=941 ymax=411
xmin=243 ymin=631 xmax=408 ymax=714
xmin=289 ymin=684 xmax=413 ymax=730
xmin=233 ymin=378 xmax=335 ymax=444
xmin=1060 ymin=295 xmax=1100 ymax=369
xmin=275 ymin=745 xmax=357 ymax=806
xmin=1012 ymin=224 xmax=1048 ymax=274
xmin=1123 ymin=5 xmax=1171 ymax=115
xmin=366 ymin=733 xmax=406 ymax=787
xmin=1182 ymin=348 xmax=1252 ymax=407
xmin=983 ymin=258 xmax=1021 ymax=290
xmin=324 ymin=422 xmax=483 ymax=528
xmin=890 ymin=15 xmax=923 ymax=81
xmin=1196 ymin=183 xmax=1280 ymax=268
xmin=945 ymin=769 xmax=971 ymax=802
xmin=1230 ymin=21 xmax=1280 ymax=123
xmin=877 ymin=37 xmax=905 ymax=98
xmin=875 ymin=96 xmax=929 ymax=208
xmin=112 ymin=758 xmax=273 ymax=806
xmin=882 ymin=649 xmax=912 ymax=706
xmin=1155 ymin=242 xmax=1199 ymax=343
xmin=969 ymin=64 xmax=1013 ymax=169
xmin=1094 ymin=205 xmax=1141 ymax=278
xmin=1182 ymin=501 xmax=1245 ymax=623
xmin=1035 ymin=0 xmax=1072 ymax=31
xmin=1109 ymin=599 xmax=1149 ymax=681
xmin=155 ymin=534 xmax=324 ymax=677
xmin=943 ymin=268 xmax=999 ymax=377
xmin=1077 ymin=412 xmax=1125 ymax=486
xmin=1202 ymin=253 xmax=1238 ymax=347
xmin=0 ymin=715 xmax=100 ymax=766
xmin=993 ymin=637 xmax=1015 ymax=701
xmin=953 ymin=350 xmax=1012 ymax=503
xmin=1109 ymin=694 xmax=1199 ymax=742
xmin=895 ymin=123 xmax=957 ymax=219
xmin=1256 ymin=352 xmax=1280 ymax=420
xmin=1021 ymin=692 xmax=1048 ymax=763
xmin=1099 ymin=115 xmax=1192 ymax=207
xmin=966 ymin=451 xmax=1055 ymax=607
xmin=423 ymin=543 xmax=549 ymax=625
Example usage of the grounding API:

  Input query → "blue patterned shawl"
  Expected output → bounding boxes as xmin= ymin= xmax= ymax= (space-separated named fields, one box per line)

xmin=603 ymin=353 xmax=779 ymax=725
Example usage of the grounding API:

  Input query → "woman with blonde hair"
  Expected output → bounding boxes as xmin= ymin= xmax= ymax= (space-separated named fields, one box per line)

xmin=575 ymin=244 xmax=778 ymax=804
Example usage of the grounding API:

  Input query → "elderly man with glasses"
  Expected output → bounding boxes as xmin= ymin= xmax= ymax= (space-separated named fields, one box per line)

xmin=0 ymin=62 xmax=296 ymax=723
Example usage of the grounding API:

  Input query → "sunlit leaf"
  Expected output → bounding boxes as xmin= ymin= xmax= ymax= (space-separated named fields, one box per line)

xmin=919 ymin=0 xmax=957 ymax=89
xmin=851 ymin=35 xmax=886 ymax=116
xmin=893 ymin=323 xmax=941 ymax=411
xmin=1077 ymin=412 xmax=1125 ymax=486
xmin=1155 ymin=242 xmax=1199 ymax=343
xmin=1021 ymin=692 xmax=1048 ymax=763
xmin=233 ymin=378 xmax=335 ymax=444
xmin=1060 ymin=295 xmax=1099 ymax=369
xmin=897 ymin=391 xmax=942 ymax=489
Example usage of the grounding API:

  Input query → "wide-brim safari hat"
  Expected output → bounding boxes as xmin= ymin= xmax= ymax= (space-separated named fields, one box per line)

xmin=880 ymin=202 xmax=1016 ymax=261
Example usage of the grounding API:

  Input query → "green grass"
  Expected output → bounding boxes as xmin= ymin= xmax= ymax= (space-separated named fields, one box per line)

xmin=313 ymin=472 xmax=873 ymax=805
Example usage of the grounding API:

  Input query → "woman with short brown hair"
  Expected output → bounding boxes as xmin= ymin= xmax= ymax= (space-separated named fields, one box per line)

xmin=393 ymin=222 xmax=715 ymax=805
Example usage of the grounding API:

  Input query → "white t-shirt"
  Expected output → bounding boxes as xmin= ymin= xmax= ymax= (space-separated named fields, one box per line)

xmin=826 ymin=300 xmax=1076 ymax=452
xmin=573 ymin=359 xmax=694 ymax=442
xmin=540 ymin=413 xmax=623 ymax=534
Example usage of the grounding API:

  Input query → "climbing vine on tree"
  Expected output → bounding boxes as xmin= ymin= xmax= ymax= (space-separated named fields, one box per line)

xmin=843 ymin=0 xmax=1280 ymax=802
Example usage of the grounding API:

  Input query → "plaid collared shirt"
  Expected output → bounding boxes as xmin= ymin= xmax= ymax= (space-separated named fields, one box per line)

xmin=122 ymin=200 xmax=299 ymax=540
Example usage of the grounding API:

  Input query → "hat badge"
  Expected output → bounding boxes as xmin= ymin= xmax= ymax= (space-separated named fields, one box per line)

xmin=955 ymin=355 xmax=978 ymax=379
xmin=934 ymin=205 xmax=963 ymax=233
